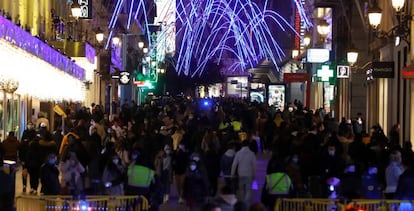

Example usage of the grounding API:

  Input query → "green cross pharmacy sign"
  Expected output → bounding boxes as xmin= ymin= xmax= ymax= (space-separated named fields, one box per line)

xmin=316 ymin=65 xmax=336 ymax=84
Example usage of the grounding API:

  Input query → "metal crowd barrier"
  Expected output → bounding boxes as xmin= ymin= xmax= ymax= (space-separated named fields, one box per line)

xmin=274 ymin=198 xmax=339 ymax=211
xmin=339 ymin=199 xmax=414 ymax=211
xmin=15 ymin=195 xmax=150 ymax=211
xmin=275 ymin=199 xmax=414 ymax=211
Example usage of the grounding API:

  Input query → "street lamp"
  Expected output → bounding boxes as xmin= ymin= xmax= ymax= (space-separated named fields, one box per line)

xmin=112 ymin=36 xmax=120 ymax=46
xmin=347 ymin=45 xmax=359 ymax=66
xmin=71 ymin=1 xmax=82 ymax=19
xmin=317 ymin=19 xmax=330 ymax=38
xmin=367 ymin=3 xmax=382 ymax=29
xmin=138 ymin=41 xmax=144 ymax=49
xmin=143 ymin=47 xmax=148 ymax=54
xmin=392 ymin=0 xmax=405 ymax=12
xmin=303 ymin=34 xmax=311 ymax=47
xmin=95 ymin=28 xmax=104 ymax=43
xmin=368 ymin=0 xmax=412 ymax=41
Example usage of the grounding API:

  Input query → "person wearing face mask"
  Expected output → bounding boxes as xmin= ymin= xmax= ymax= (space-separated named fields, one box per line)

xmin=319 ymin=140 xmax=345 ymax=198
xmin=40 ymin=153 xmax=60 ymax=195
xmin=285 ymin=153 xmax=305 ymax=197
xmin=183 ymin=160 xmax=210 ymax=210
xmin=102 ymin=154 xmax=126 ymax=195
xmin=125 ymin=150 xmax=154 ymax=197
xmin=59 ymin=152 xmax=85 ymax=196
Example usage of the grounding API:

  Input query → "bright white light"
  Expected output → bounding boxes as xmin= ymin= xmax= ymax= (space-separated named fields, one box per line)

xmin=317 ymin=19 xmax=330 ymax=37
xmin=71 ymin=6 xmax=81 ymax=18
xmin=347 ymin=51 xmax=358 ymax=64
xmin=73 ymin=57 xmax=96 ymax=82
xmin=112 ymin=37 xmax=120 ymax=46
xmin=0 ymin=40 xmax=84 ymax=102
xmin=291 ymin=49 xmax=299 ymax=59
xmin=392 ymin=0 xmax=405 ymax=12
xmin=303 ymin=36 xmax=311 ymax=47
xmin=143 ymin=47 xmax=148 ymax=54
xmin=96 ymin=33 xmax=104 ymax=43
xmin=138 ymin=41 xmax=144 ymax=49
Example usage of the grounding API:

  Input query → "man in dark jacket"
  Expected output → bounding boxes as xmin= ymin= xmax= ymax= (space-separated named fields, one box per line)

xmin=0 ymin=153 xmax=14 ymax=211
xmin=40 ymin=153 xmax=60 ymax=195
xmin=3 ymin=131 xmax=20 ymax=161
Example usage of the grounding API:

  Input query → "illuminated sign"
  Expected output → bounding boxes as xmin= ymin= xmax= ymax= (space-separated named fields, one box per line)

xmin=77 ymin=0 xmax=92 ymax=19
xmin=307 ymin=49 xmax=330 ymax=63
xmin=365 ymin=61 xmax=394 ymax=81
xmin=119 ymin=71 xmax=131 ymax=85
xmin=268 ymin=84 xmax=285 ymax=111
xmin=337 ymin=65 xmax=350 ymax=79
xmin=317 ymin=65 xmax=334 ymax=82
xmin=284 ymin=73 xmax=311 ymax=82
xmin=133 ymin=80 xmax=154 ymax=89
xmin=402 ymin=66 xmax=414 ymax=79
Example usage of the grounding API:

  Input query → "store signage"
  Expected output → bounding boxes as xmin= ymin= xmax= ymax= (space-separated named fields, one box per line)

xmin=365 ymin=61 xmax=394 ymax=81
xmin=78 ymin=0 xmax=93 ymax=19
xmin=283 ymin=73 xmax=311 ymax=82
xmin=402 ymin=66 xmax=414 ymax=79
xmin=119 ymin=71 xmax=130 ymax=85
xmin=337 ymin=65 xmax=350 ymax=79
xmin=307 ymin=48 xmax=330 ymax=63
xmin=317 ymin=65 xmax=334 ymax=82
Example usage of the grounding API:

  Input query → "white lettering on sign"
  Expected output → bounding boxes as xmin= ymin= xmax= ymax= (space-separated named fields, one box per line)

xmin=78 ymin=0 xmax=89 ymax=18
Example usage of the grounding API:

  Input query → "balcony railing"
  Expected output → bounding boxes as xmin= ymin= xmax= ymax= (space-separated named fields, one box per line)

xmin=0 ymin=15 xmax=85 ymax=81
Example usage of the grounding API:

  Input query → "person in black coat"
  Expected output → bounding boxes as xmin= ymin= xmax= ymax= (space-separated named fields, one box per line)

xmin=0 ymin=153 xmax=14 ymax=211
xmin=395 ymin=155 xmax=414 ymax=200
xmin=340 ymin=163 xmax=362 ymax=199
xmin=172 ymin=143 xmax=189 ymax=203
xmin=26 ymin=137 xmax=42 ymax=194
xmin=183 ymin=160 xmax=209 ymax=210
xmin=18 ymin=136 xmax=30 ymax=193
xmin=40 ymin=153 xmax=60 ymax=195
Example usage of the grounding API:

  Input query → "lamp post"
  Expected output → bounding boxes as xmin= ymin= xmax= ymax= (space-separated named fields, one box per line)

xmin=317 ymin=19 xmax=330 ymax=43
xmin=347 ymin=45 xmax=359 ymax=66
xmin=368 ymin=0 xmax=412 ymax=41
xmin=95 ymin=28 xmax=104 ymax=43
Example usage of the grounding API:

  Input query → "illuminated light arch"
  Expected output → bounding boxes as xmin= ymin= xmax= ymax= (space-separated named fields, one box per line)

xmin=107 ymin=0 xmax=312 ymax=77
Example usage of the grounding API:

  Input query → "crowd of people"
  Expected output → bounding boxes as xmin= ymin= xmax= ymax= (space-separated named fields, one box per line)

xmin=0 ymin=96 xmax=414 ymax=211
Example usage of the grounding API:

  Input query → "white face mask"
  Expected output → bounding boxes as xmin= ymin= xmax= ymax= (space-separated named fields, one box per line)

xmin=112 ymin=159 xmax=119 ymax=165
xmin=328 ymin=150 xmax=335 ymax=156
xmin=192 ymin=157 xmax=200 ymax=162
xmin=190 ymin=165 xmax=197 ymax=171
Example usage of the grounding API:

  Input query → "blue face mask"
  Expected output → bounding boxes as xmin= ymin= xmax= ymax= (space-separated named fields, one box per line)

xmin=49 ymin=158 xmax=56 ymax=165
